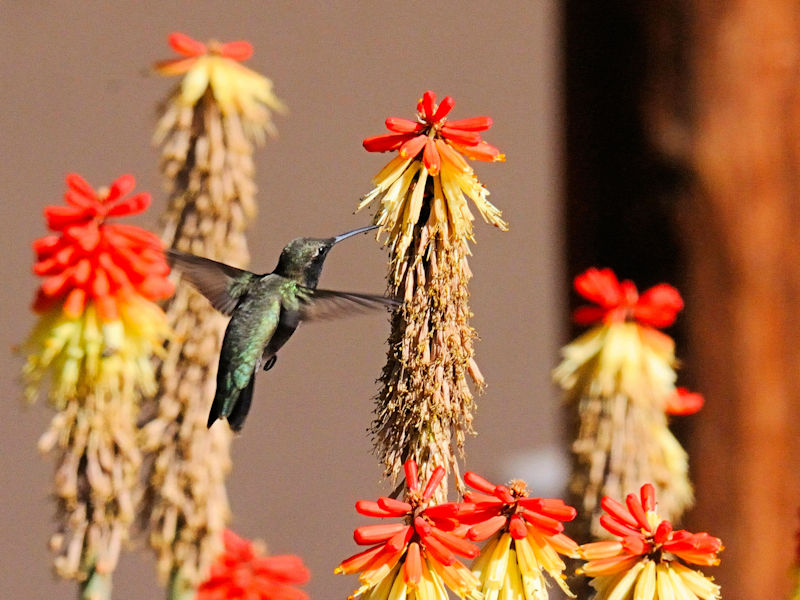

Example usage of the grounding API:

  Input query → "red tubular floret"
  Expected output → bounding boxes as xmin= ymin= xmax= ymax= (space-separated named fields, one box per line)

xmin=640 ymin=483 xmax=656 ymax=512
xmin=625 ymin=493 xmax=651 ymax=531
xmin=105 ymin=174 xmax=136 ymax=204
xmin=422 ymin=467 xmax=446 ymax=501
xmin=385 ymin=525 xmax=414 ymax=553
xmin=443 ymin=116 xmax=493 ymax=131
xmin=106 ymin=193 xmax=151 ymax=218
xmin=440 ymin=126 xmax=483 ymax=145
xmin=464 ymin=472 xmax=497 ymax=495
xmin=429 ymin=526 xmax=480 ymax=558
xmin=521 ymin=509 xmax=564 ymax=535
xmin=220 ymin=40 xmax=254 ymax=61
xmin=654 ymin=520 xmax=672 ymax=544
xmin=600 ymin=496 xmax=639 ymax=529
xmin=355 ymin=500 xmax=394 ymax=518
xmin=420 ymin=91 xmax=436 ymax=121
xmin=354 ymin=523 xmax=410 ymax=545
xmin=432 ymin=96 xmax=455 ymax=122
xmin=168 ymin=32 xmax=207 ymax=57
xmin=403 ymin=460 xmax=419 ymax=491
xmin=377 ymin=497 xmax=412 ymax=516
xmin=467 ymin=515 xmax=507 ymax=541
xmin=385 ymin=117 xmax=424 ymax=134
xmin=362 ymin=133 xmax=413 ymax=153
xmin=404 ymin=542 xmax=422 ymax=585
xmin=509 ymin=514 xmax=528 ymax=540
xmin=599 ymin=514 xmax=641 ymax=538
xmin=337 ymin=544 xmax=386 ymax=574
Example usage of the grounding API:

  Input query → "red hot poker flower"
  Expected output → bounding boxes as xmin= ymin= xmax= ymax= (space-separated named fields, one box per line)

xmin=362 ymin=90 xmax=504 ymax=176
xmin=337 ymin=460 xmax=481 ymax=598
xmin=460 ymin=472 xmax=579 ymax=597
xmin=197 ymin=529 xmax=310 ymax=600
xmin=572 ymin=267 xmax=684 ymax=328
xmin=32 ymin=173 xmax=173 ymax=321
xmin=580 ymin=483 xmax=722 ymax=577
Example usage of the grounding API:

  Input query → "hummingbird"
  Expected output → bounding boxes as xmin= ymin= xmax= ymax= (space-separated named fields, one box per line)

xmin=167 ymin=224 xmax=396 ymax=431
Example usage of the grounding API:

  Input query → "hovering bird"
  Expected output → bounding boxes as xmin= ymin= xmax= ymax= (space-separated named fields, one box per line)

xmin=167 ymin=224 xmax=396 ymax=431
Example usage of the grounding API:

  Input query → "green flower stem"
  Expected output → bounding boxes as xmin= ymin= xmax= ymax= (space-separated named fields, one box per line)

xmin=167 ymin=568 xmax=197 ymax=600
xmin=79 ymin=567 xmax=111 ymax=600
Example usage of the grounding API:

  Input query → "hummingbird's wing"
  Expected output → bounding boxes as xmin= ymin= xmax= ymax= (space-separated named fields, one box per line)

xmin=167 ymin=249 xmax=257 ymax=316
xmin=295 ymin=288 xmax=399 ymax=321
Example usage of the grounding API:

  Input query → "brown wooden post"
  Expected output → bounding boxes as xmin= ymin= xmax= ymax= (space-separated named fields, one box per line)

xmin=682 ymin=2 xmax=800 ymax=597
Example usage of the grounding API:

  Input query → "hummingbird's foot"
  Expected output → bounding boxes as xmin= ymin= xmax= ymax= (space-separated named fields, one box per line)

xmin=263 ymin=355 xmax=277 ymax=372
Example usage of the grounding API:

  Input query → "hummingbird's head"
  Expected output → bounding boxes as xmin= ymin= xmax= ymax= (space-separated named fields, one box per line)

xmin=275 ymin=224 xmax=377 ymax=287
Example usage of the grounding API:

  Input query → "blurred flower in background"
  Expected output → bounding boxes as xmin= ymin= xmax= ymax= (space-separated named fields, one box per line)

xmin=21 ymin=173 xmax=172 ymax=598
xmin=141 ymin=32 xmax=286 ymax=599
xmin=553 ymin=267 xmax=697 ymax=536
xmin=197 ymin=530 xmax=309 ymax=600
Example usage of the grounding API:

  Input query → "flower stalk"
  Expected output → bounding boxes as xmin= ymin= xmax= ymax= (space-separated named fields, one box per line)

xmin=21 ymin=173 xmax=172 ymax=599
xmin=361 ymin=90 xmax=506 ymax=498
xmin=553 ymin=268 xmax=698 ymax=536
xmin=140 ymin=32 xmax=284 ymax=596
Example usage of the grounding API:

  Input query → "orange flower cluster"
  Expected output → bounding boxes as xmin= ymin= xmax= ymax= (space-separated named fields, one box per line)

xmin=358 ymin=89 xmax=507 ymax=259
xmin=338 ymin=462 xmax=580 ymax=599
xmin=337 ymin=461 xmax=480 ymax=599
xmin=579 ymin=483 xmax=722 ymax=599
xmin=154 ymin=31 xmax=285 ymax=123
xmin=461 ymin=472 xmax=578 ymax=599
xmin=197 ymin=530 xmax=310 ymax=600
xmin=363 ymin=90 xmax=504 ymax=175
xmin=156 ymin=32 xmax=254 ymax=73
xmin=32 ymin=173 xmax=173 ymax=320
xmin=573 ymin=267 xmax=684 ymax=328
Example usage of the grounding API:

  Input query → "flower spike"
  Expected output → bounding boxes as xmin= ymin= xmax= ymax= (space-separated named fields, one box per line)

xmin=554 ymin=267 xmax=699 ymax=534
xmin=360 ymin=89 xmax=506 ymax=261
xmin=21 ymin=173 xmax=172 ymax=593
xmin=364 ymin=91 xmax=507 ymax=502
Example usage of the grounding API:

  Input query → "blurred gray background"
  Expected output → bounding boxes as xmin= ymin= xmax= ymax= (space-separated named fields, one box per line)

xmin=0 ymin=2 xmax=563 ymax=598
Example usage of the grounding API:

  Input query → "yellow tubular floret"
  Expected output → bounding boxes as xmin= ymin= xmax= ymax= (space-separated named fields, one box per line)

xmin=633 ymin=560 xmax=656 ymax=600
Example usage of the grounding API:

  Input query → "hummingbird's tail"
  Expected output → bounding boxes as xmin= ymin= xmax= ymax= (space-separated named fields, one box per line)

xmin=207 ymin=373 xmax=256 ymax=432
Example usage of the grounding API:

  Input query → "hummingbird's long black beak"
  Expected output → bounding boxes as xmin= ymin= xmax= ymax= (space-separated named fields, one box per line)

xmin=332 ymin=224 xmax=378 ymax=244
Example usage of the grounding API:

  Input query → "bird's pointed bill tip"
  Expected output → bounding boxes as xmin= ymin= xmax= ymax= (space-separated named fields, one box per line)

xmin=332 ymin=224 xmax=378 ymax=244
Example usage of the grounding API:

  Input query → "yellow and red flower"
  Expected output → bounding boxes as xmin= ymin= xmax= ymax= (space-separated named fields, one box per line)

xmin=578 ymin=483 xmax=722 ymax=599
xmin=336 ymin=460 xmax=481 ymax=600
xmin=154 ymin=32 xmax=285 ymax=121
xmin=459 ymin=471 xmax=578 ymax=599
xmin=358 ymin=90 xmax=507 ymax=262
xmin=555 ymin=267 xmax=688 ymax=407
xmin=197 ymin=529 xmax=310 ymax=600
xmin=22 ymin=173 xmax=173 ymax=402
